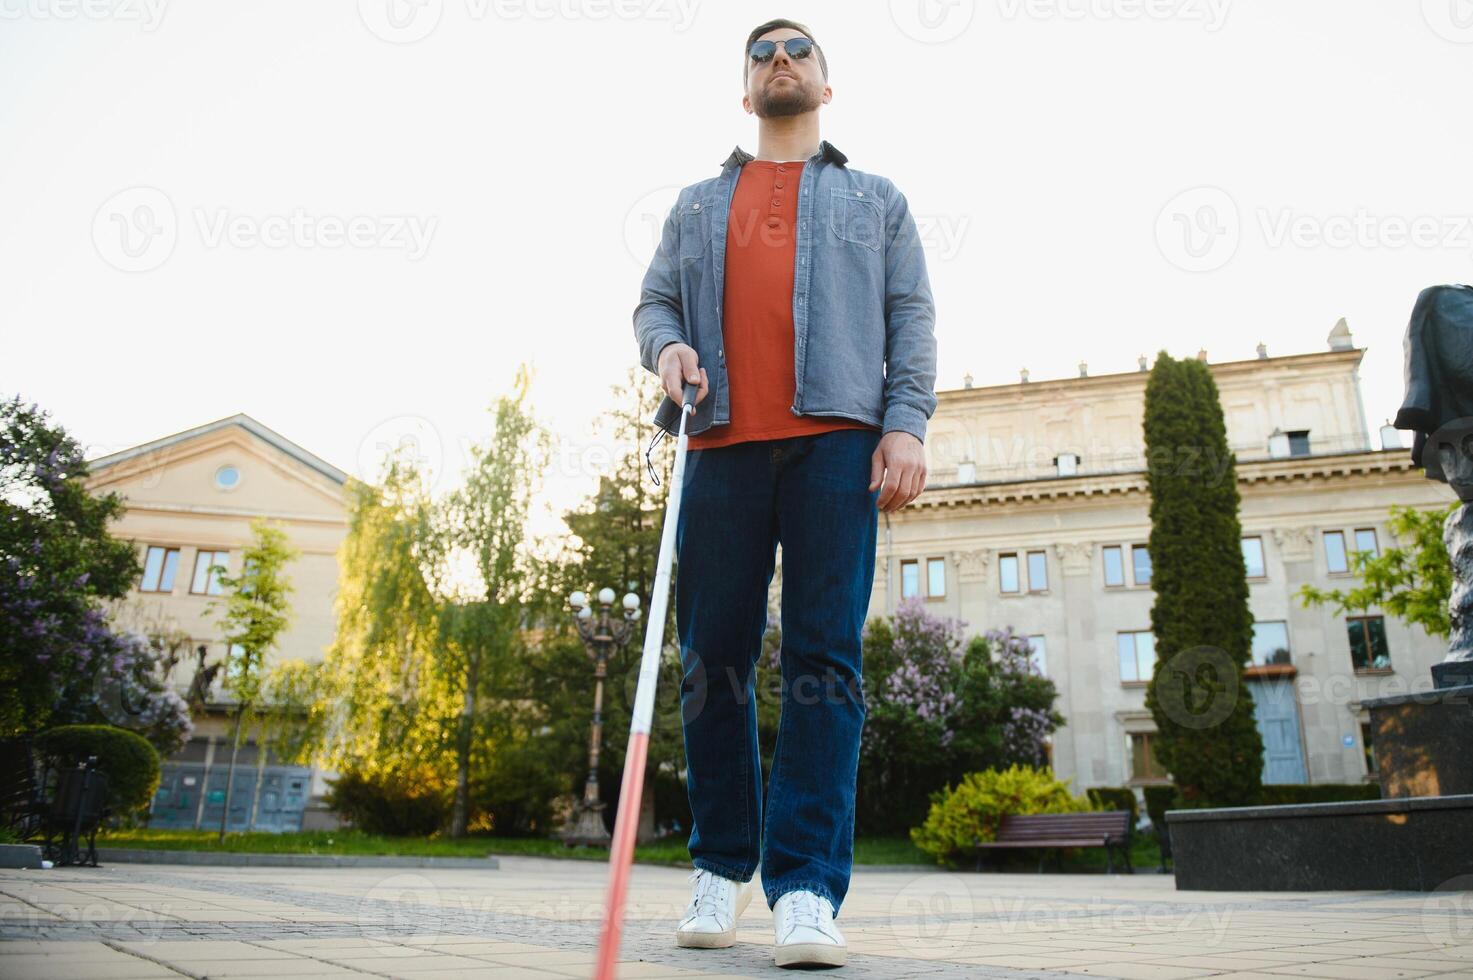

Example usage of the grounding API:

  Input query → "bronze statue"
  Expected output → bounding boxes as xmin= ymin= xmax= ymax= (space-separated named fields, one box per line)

xmin=186 ymin=645 xmax=222 ymax=708
xmin=1394 ymin=284 xmax=1473 ymax=684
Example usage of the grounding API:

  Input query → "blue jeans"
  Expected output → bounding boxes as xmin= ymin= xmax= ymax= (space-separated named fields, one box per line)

xmin=674 ymin=427 xmax=881 ymax=919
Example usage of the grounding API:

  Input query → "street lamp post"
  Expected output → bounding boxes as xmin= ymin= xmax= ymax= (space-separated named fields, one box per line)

xmin=561 ymin=587 xmax=642 ymax=847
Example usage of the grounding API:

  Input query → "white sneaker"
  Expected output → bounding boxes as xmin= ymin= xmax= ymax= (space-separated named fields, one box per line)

xmin=675 ymin=867 xmax=754 ymax=948
xmin=772 ymin=889 xmax=846 ymax=968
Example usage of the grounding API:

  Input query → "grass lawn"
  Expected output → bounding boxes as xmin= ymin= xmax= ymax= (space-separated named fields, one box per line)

xmin=98 ymin=826 xmax=1160 ymax=873
xmin=97 ymin=827 xmax=933 ymax=867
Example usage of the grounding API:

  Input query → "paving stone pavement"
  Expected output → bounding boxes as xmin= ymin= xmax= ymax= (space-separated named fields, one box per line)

xmin=1 ymin=856 xmax=1470 ymax=978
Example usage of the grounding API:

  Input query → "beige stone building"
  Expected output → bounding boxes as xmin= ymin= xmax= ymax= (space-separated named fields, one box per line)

xmin=85 ymin=414 xmax=349 ymax=831
xmin=874 ymin=325 xmax=1454 ymax=795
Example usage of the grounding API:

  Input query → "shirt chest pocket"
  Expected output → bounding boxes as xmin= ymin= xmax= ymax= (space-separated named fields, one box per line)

xmin=828 ymin=187 xmax=883 ymax=251
xmin=678 ymin=199 xmax=714 ymax=262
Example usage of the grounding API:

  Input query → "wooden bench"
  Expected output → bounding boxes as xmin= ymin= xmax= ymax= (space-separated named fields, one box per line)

xmin=974 ymin=811 xmax=1133 ymax=874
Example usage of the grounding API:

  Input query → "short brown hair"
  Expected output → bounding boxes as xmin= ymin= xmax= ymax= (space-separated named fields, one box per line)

xmin=743 ymin=18 xmax=828 ymax=86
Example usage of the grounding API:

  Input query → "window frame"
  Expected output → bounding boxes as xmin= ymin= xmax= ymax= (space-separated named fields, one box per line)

xmin=1353 ymin=527 xmax=1379 ymax=560
xmin=140 ymin=545 xmax=181 ymax=594
xmin=1130 ymin=543 xmax=1152 ymax=587
xmin=1117 ymin=630 xmax=1155 ymax=685
xmin=1250 ymin=620 xmax=1292 ymax=667
xmin=900 ymin=558 xmax=920 ymax=600
xmin=925 ymin=556 xmax=947 ymax=600
xmin=1324 ymin=530 xmax=1349 ymax=575
xmin=999 ymin=552 xmax=1021 ymax=595
xmin=1346 ymin=614 xmax=1391 ymax=673
xmin=1241 ymin=535 xmax=1267 ymax=580
xmin=1128 ymin=731 xmax=1170 ymax=783
xmin=1102 ymin=544 xmax=1125 ymax=588
xmin=1026 ymin=550 xmax=1048 ymax=593
xmin=190 ymin=549 xmax=230 ymax=596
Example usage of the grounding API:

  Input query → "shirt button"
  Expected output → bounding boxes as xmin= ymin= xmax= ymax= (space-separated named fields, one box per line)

xmin=766 ymin=217 xmax=781 ymax=228
xmin=771 ymin=199 xmax=782 ymax=208
xmin=775 ymin=181 xmax=785 ymax=189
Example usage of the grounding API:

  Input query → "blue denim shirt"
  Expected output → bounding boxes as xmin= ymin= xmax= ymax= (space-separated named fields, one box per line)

xmin=633 ymin=139 xmax=938 ymax=444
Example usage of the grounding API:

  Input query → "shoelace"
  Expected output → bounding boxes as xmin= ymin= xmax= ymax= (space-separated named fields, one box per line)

xmin=783 ymin=891 xmax=830 ymax=934
xmin=688 ymin=869 xmax=728 ymax=919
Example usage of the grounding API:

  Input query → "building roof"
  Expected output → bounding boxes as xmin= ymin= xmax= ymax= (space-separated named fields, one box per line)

xmin=87 ymin=412 xmax=349 ymax=486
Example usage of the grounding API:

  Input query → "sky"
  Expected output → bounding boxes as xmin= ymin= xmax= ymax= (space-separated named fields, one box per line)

xmin=3 ymin=0 xmax=1470 ymax=541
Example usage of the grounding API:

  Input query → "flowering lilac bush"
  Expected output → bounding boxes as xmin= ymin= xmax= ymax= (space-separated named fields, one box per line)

xmin=854 ymin=603 xmax=1065 ymax=835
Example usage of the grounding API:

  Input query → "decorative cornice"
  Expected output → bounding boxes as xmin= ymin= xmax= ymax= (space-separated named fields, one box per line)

xmin=912 ymin=449 xmax=1422 ymax=511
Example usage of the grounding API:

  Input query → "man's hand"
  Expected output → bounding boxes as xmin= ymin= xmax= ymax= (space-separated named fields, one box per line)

xmin=657 ymin=342 xmax=709 ymax=408
xmin=869 ymin=431 xmax=927 ymax=512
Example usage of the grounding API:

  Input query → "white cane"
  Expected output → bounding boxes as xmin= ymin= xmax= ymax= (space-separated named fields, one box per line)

xmin=593 ymin=380 xmax=700 ymax=979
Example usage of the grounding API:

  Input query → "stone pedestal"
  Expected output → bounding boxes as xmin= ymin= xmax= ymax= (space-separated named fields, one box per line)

xmin=1363 ymin=685 xmax=1473 ymax=798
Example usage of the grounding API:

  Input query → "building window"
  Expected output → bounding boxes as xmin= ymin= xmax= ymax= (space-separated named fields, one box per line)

xmin=1251 ymin=621 xmax=1292 ymax=666
xmin=191 ymin=550 xmax=230 ymax=596
xmin=140 ymin=546 xmax=180 ymax=593
xmin=1353 ymin=528 xmax=1379 ymax=559
xmin=1324 ymin=531 xmax=1349 ymax=574
xmin=901 ymin=559 xmax=920 ymax=599
xmin=1027 ymin=551 xmax=1048 ymax=593
xmin=1026 ymin=634 xmax=1047 ymax=675
xmin=1361 ymin=721 xmax=1377 ymax=776
xmin=1129 ymin=732 xmax=1169 ymax=782
xmin=1118 ymin=630 xmax=1155 ymax=683
xmin=1103 ymin=545 xmax=1125 ymax=587
xmin=1347 ymin=615 xmax=1390 ymax=671
xmin=1287 ymin=430 xmax=1311 ymax=457
xmin=1131 ymin=545 xmax=1152 ymax=586
xmin=1241 ymin=536 xmax=1266 ymax=579
xmin=927 ymin=557 xmax=946 ymax=598
xmin=1000 ymin=553 xmax=1020 ymax=594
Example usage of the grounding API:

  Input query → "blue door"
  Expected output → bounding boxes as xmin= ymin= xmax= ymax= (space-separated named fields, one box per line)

xmin=1248 ymin=678 xmax=1307 ymax=784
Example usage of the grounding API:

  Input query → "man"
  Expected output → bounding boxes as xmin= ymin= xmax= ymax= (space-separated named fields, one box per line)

xmin=632 ymin=17 xmax=937 ymax=969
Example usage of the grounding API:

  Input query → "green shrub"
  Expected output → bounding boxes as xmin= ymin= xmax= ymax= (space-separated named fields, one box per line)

xmin=325 ymin=768 xmax=451 ymax=837
xmin=33 ymin=725 xmax=160 ymax=816
xmin=1255 ymin=783 xmax=1380 ymax=806
xmin=1086 ymin=787 xmax=1139 ymax=825
xmin=1142 ymin=785 xmax=1181 ymax=829
xmin=910 ymin=765 xmax=1090 ymax=865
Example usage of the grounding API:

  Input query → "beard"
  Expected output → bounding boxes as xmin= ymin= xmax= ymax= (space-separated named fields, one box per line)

xmin=750 ymin=75 xmax=822 ymax=118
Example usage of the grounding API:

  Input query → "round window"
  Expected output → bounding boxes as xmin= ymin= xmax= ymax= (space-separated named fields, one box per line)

xmin=215 ymin=465 xmax=241 ymax=490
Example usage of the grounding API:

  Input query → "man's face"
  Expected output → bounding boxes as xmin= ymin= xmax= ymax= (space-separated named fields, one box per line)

xmin=744 ymin=28 xmax=828 ymax=119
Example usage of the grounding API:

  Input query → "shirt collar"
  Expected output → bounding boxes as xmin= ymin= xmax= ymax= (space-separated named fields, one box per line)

xmin=722 ymin=139 xmax=848 ymax=171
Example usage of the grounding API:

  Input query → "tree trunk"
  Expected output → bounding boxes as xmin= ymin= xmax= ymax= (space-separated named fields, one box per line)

xmin=218 ymin=705 xmax=245 ymax=843
xmin=248 ymin=744 xmax=267 ymax=830
xmin=451 ymin=670 xmax=474 ymax=837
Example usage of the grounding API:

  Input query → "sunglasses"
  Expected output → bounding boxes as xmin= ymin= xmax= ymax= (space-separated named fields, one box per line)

xmin=748 ymin=36 xmax=815 ymax=65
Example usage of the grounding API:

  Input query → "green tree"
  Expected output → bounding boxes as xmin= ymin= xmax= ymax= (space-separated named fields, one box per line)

xmin=207 ymin=518 xmax=298 ymax=841
xmin=1141 ymin=352 xmax=1264 ymax=805
xmin=1 ymin=396 xmax=141 ymax=735
xmin=315 ymin=445 xmax=452 ymax=794
xmin=436 ymin=365 xmax=550 ymax=836
xmin=1298 ymin=503 xmax=1457 ymax=640
xmin=529 ymin=367 xmax=686 ymax=838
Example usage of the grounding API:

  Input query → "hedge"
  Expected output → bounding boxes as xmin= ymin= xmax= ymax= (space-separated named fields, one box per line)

xmin=1086 ymin=787 xmax=1139 ymax=825
xmin=33 ymin=725 xmax=160 ymax=816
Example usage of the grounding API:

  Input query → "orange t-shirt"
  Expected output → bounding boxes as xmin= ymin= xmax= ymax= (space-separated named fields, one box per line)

xmin=687 ymin=159 xmax=881 ymax=450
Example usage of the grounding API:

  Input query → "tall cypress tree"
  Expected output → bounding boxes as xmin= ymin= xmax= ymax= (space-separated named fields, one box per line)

xmin=1142 ymin=352 xmax=1264 ymax=804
